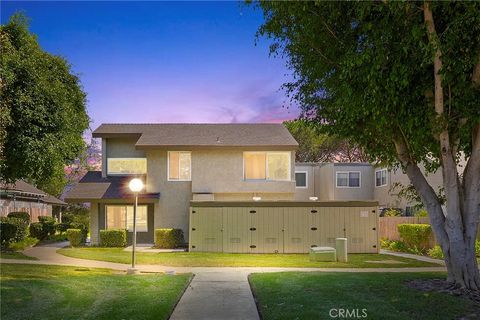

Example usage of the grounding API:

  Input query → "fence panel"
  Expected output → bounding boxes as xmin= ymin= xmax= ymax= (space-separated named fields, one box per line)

xmin=379 ymin=217 xmax=430 ymax=241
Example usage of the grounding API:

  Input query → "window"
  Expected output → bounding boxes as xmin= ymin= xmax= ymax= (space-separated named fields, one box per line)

xmin=295 ymin=171 xmax=307 ymax=188
xmin=107 ymin=158 xmax=147 ymax=175
xmin=243 ymin=152 xmax=291 ymax=181
xmin=168 ymin=151 xmax=191 ymax=181
xmin=336 ymin=171 xmax=361 ymax=188
xmin=105 ymin=205 xmax=148 ymax=232
xmin=375 ymin=169 xmax=387 ymax=187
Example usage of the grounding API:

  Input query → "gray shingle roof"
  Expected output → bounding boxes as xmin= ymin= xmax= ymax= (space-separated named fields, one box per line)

xmin=92 ymin=123 xmax=298 ymax=149
xmin=0 ymin=180 xmax=66 ymax=205
xmin=64 ymin=171 xmax=160 ymax=202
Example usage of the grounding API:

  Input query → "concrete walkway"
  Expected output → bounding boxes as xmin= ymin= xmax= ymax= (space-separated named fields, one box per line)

xmin=380 ymin=249 xmax=445 ymax=265
xmin=0 ymin=243 xmax=449 ymax=320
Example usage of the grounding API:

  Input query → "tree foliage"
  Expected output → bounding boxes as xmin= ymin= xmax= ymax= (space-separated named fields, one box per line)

xmin=0 ymin=14 xmax=89 ymax=196
xmin=284 ymin=119 xmax=367 ymax=163
xmin=253 ymin=1 xmax=480 ymax=289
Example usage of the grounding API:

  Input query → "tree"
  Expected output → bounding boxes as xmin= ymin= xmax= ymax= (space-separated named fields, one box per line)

xmin=284 ymin=119 xmax=367 ymax=162
xmin=0 ymin=14 xmax=89 ymax=196
xmin=253 ymin=1 xmax=480 ymax=289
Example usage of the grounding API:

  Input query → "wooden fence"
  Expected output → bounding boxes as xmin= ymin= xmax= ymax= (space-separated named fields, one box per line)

xmin=379 ymin=217 xmax=430 ymax=241
xmin=0 ymin=206 xmax=51 ymax=222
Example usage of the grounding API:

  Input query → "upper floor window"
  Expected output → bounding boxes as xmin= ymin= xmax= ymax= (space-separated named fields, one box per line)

xmin=295 ymin=171 xmax=307 ymax=188
xmin=107 ymin=158 xmax=147 ymax=175
xmin=375 ymin=169 xmax=387 ymax=187
xmin=168 ymin=151 xmax=191 ymax=181
xmin=336 ymin=171 xmax=360 ymax=188
xmin=244 ymin=152 xmax=291 ymax=181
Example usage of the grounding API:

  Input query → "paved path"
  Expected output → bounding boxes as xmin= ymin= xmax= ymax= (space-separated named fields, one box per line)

xmin=0 ymin=243 xmax=448 ymax=320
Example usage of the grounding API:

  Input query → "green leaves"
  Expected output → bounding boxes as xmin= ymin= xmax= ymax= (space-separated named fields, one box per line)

xmin=253 ymin=1 xmax=480 ymax=169
xmin=0 ymin=13 xmax=89 ymax=195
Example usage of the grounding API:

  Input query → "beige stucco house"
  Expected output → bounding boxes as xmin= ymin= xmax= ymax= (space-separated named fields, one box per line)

xmin=66 ymin=123 xmax=298 ymax=244
xmin=293 ymin=162 xmax=443 ymax=215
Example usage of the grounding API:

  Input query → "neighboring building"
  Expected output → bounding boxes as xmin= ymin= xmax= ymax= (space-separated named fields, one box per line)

xmin=294 ymin=162 xmax=443 ymax=214
xmin=65 ymin=123 xmax=298 ymax=244
xmin=0 ymin=180 xmax=67 ymax=221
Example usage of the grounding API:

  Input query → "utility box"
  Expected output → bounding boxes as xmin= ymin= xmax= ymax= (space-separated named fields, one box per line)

xmin=336 ymin=238 xmax=348 ymax=262
xmin=309 ymin=246 xmax=336 ymax=262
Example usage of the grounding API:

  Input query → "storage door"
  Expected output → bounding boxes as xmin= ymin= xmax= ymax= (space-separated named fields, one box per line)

xmin=344 ymin=207 xmax=378 ymax=253
xmin=222 ymin=207 xmax=251 ymax=253
xmin=250 ymin=207 xmax=283 ymax=253
xmin=283 ymin=207 xmax=310 ymax=253
xmin=189 ymin=207 xmax=223 ymax=252
xmin=310 ymin=207 xmax=346 ymax=249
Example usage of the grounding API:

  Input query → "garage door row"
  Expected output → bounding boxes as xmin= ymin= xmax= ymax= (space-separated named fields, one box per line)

xmin=189 ymin=205 xmax=379 ymax=254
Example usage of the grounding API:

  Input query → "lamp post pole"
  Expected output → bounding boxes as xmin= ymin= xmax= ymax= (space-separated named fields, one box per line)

xmin=131 ymin=192 xmax=138 ymax=269
xmin=127 ymin=178 xmax=143 ymax=275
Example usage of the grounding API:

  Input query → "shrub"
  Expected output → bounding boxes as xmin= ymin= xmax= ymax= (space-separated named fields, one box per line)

xmin=383 ymin=209 xmax=402 ymax=217
xmin=154 ymin=228 xmax=184 ymax=249
xmin=38 ymin=216 xmax=57 ymax=236
xmin=414 ymin=209 xmax=428 ymax=217
xmin=56 ymin=222 xmax=70 ymax=233
xmin=67 ymin=229 xmax=85 ymax=247
xmin=7 ymin=211 xmax=30 ymax=223
xmin=100 ymin=229 xmax=127 ymax=247
xmin=398 ymin=224 xmax=432 ymax=253
xmin=427 ymin=245 xmax=444 ymax=259
xmin=0 ymin=217 xmax=18 ymax=245
xmin=9 ymin=237 xmax=39 ymax=251
xmin=29 ymin=222 xmax=48 ymax=240
xmin=476 ymin=240 xmax=480 ymax=257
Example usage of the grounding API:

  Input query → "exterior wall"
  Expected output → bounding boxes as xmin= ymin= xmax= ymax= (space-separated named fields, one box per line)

xmin=90 ymin=202 xmax=99 ymax=245
xmin=373 ymin=165 xmax=443 ymax=210
xmin=102 ymin=138 xmax=146 ymax=177
xmin=213 ymin=193 xmax=294 ymax=201
xmin=146 ymin=150 xmax=192 ymax=241
xmin=191 ymin=150 xmax=296 ymax=194
xmin=331 ymin=163 xmax=374 ymax=201
xmin=0 ymin=199 xmax=52 ymax=221
xmin=293 ymin=164 xmax=316 ymax=200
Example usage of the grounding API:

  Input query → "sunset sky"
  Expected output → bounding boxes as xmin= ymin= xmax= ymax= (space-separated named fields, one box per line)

xmin=1 ymin=1 xmax=299 ymax=132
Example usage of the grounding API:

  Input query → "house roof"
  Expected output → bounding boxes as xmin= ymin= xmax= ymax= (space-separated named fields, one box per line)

xmin=64 ymin=171 xmax=160 ymax=202
xmin=0 ymin=180 xmax=67 ymax=206
xmin=92 ymin=123 xmax=298 ymax=150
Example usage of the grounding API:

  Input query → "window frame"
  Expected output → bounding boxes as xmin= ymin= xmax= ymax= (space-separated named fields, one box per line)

xmin=106 ymin=157 xmax=147 ymax=175
xmin=295 ymin=171 xmax=308 ymax=188
xmin=105 ymin=204 xmax=148 ymax=232
xmin=167 ymin=151 xmax=192 ymax=182
xmin=375 ymin=168 xmax=388 ymax=187
xmin=243 ymin=151 xmax=291 ymax=181
xmin=335 ymin=171 xmax=361 ymax=188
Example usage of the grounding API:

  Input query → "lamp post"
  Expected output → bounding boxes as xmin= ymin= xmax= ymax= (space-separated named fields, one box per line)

xmin=128 ymin=178 xmax=144 ymax=274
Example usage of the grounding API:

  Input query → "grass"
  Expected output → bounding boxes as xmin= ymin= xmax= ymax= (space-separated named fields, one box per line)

xmin=0 ymin=264 xmax=192 ymax=320
xmin=0 ymin=251 xmax=37 ymax=260
xmin=57 ymin=247 xmax=439 ymax=268
xmin=249 ymin=272 xmax=478 ymax=320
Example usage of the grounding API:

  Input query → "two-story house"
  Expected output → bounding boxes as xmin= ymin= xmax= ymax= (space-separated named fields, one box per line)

xmin=66 ymin=123 xmax=298 ymax=244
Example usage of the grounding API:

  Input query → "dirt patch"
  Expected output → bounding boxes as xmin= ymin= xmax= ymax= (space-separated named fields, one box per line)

xmin=406 ymin=278 xmax=480 ymax=319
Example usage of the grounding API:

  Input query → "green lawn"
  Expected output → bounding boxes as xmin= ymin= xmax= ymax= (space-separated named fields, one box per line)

xmin=249 ymin=272 xmax=478 ymax=320
xmin=0 ymin=251 xmax=37 ymax=260
xmin=58 ymin=247 xmax=439 ymax=268
xmin=0 ymin=264 xmax=192 ymax=320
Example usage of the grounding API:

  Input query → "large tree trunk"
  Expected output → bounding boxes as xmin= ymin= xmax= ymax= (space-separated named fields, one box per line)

xmin=392 ymin=1 xmax=480 ymax=290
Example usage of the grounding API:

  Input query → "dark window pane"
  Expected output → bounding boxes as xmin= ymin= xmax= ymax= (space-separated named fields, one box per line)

xmin=349 ymin=172 xmax=360 ymax=187
xmin=295 ymin=172 xmax=307 ymax=187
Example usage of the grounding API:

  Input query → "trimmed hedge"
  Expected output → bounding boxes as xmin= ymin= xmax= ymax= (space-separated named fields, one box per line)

xmin=7 ymin=211 xmax=30 ymax=223
xmin=29 ymin=222 xmax=48 ymax=240
xmin=100 ymin=229 xmax=127 ymax=247
xmin=398 ymin=224 xmax=432 ymax=252
xmin=67 ymin=229 xmax=84 ymax=247
xmin=38 ymin=216 xmax=57 ymax=236
xmin=0 ymin=217 xmax=28 ymax=245
xmin=154 ymin=228 xmax=184 ymax=249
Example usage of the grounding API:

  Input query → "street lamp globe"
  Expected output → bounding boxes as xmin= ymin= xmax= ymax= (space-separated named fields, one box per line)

xmin=129 ymin=178 xmax=144 ymax=193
